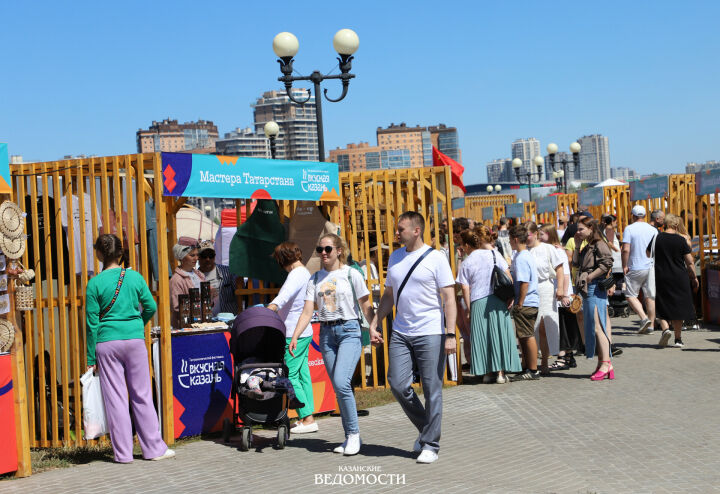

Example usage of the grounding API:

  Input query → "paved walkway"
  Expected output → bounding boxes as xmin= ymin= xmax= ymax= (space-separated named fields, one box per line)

xmin=5 ymin=317 xmax=720 ymax=493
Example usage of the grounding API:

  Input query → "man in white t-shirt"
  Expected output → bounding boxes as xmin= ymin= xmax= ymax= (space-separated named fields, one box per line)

xmin=622 ymin=205 xmax=658 ymax=334
xmin=369 ymin=212 xmax=456 ymax=465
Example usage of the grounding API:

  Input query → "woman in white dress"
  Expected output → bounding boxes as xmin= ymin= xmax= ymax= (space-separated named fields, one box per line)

xmin=525 ymin=222 xmax=565 ymax=374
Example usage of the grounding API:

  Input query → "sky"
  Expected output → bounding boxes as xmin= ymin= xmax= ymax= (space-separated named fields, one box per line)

xmin=1 ymin=0 xmax=718 ymax=185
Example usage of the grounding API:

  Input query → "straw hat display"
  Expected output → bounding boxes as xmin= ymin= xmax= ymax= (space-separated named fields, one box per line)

xmin=0 ymin=319 xmax=14 ymax=353
xmin=0 ymin=200 xmax=26 ymax=260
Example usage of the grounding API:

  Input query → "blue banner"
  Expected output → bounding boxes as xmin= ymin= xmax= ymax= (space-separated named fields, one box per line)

xmin=162 ymin=152 xmax=340 ymax=201
xmin=0 ymin=144 xmax=10 ymax=194
xmin=696 ymin=168 xmax=720 ymax=196
xmin=536 ymin=195 xmax=557 ymax=214
xmin=579 ymin=187 xmax=604 ymax=206
xmin=451 ymin=197 xmax=465 ymax=210
xmin=629 ymin=176 xmax=668 ymax=201
xmin=482 ymin=206 xmax=494 ymax=220
xmin=505 ymin=203 xmax=525 ymax=219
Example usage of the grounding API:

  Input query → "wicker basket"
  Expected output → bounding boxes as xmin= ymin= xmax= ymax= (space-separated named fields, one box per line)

xmin=0 ymin=319 xmax=13 ymax=352
xmin=15 ymin=281 xmax=35 ymax=311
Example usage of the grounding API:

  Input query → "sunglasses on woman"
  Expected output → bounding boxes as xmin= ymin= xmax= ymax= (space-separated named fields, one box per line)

xmin=315 ymin=245 xmax=334 ymax=254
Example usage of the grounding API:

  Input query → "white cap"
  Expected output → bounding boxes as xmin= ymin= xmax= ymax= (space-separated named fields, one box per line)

xmin=631 ymin=205 xmax=646 ymax=217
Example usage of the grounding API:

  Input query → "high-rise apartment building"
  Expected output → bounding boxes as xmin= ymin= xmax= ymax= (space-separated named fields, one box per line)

xmin=376 ymin=122 xmax=460 ymax=168
xmin=329 ymin=142 xmax=412 ymax=172
xmin=611 ymin=167 xmax=637 ymax=182
xmin=486 ymin=158 xmax=513 ymax=183
xmin=428 ymin=124 xmax=461 ymax=163
xmin=577 ymin=134 xmax=610 ymax=182
xmin=136 ymin=119 xmax=219 ymax=153
xmin=686 ymin=160 xmax=720 ymax=174
xmin=511 ymin=138 xmax=543 ymax=179
xmin=215 ymin=127 xmax=270 ymax=158
xmin=252 ymin=89 xmax=318 ymax=161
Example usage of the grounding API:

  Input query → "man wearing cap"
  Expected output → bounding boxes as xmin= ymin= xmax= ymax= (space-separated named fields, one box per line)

xmin=197 ymin=240 xmax=239 ymax=316
xmin=621 ymin=205 xmax=658 ymax=334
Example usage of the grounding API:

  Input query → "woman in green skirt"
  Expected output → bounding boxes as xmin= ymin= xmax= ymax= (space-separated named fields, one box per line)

xmin=456 ymin=226 xmax=522 ymax=384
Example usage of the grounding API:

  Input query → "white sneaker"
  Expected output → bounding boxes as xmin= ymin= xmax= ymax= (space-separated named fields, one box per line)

xmin=658 ymin=329 xmax=672 ymax=348
xmin=496 ymin=373 xmax=510 ymax=384
xmin=638 ymin=318 xmax=653 ymax=334
xmin=343 ymin=433 xmax=361 ymax=456
xmin=333 ymin=438 xmax=348 ymax=454
xmin=413 ymin=435 xmax=422 ymax=453
xmin=416 ymin=449 xmax=439 ymax=464
xmin=150 ymin=449 xmax=175 ymax=461
xmin=291 ymin=422 xmax=318 ymax=434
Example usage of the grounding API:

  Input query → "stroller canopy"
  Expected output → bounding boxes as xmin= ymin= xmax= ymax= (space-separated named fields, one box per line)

xmin=230 ymin=306 xmax=288 ymax=364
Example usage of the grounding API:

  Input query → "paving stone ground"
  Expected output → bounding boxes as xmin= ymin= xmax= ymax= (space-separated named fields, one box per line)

xmin=4 ymin=316 xmax=720 ymax=493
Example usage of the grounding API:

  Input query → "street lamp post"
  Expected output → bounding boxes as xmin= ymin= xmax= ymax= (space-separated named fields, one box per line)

xmin=264 ymin=121 xmax=279 ymax=159
xmin=486 ymin=184 xmax=503 ymax=194
xmin=546 ymin=142 xmax=581 ymax=194
xmin=273 ymin=29 xmax=359 ymax=162
xmin=552 ymin=170 xmax=565 ymax=190
xmin=512 ymin=156 xmax=545 ymax=202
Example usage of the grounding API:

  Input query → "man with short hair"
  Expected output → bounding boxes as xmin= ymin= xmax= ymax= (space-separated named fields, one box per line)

xmin=369 ymin=211 xmax=457 ymax=464
xmin=622 ymin=205 xmax=658 ymax=334
xmin=650 ymin=210 xmax=665 ymax=231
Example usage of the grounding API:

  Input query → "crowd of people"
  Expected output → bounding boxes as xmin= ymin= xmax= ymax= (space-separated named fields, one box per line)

xmin=83 ymin=204 xmax=700 ymax=466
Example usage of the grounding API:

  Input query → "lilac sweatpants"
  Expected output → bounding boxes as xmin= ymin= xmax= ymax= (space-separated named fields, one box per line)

xmin=96 ymin=339 xmax=167 ymax=462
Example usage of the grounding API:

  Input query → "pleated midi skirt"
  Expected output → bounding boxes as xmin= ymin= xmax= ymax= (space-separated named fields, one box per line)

xmin=470 ymin=294 xmax=523 ymax=376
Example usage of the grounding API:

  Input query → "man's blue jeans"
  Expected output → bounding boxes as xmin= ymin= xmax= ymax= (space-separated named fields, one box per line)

xmin=388 ymin=332 xmax=446 ymax=453
xmin=319 ymin=320 xmax=362 ymax=436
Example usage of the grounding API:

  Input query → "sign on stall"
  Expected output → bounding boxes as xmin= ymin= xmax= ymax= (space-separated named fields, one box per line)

xmin=536 ymin=195 xmax=558 ymax=214
xmin=629 ymin=176 xmax=669 ymax=201
xmin=482 ymin=206 xmax=494 ymax=221
xmin=0 ymin=144 xmax=11 ymax=194
xmin=696 ymin=168 xmax=720 ymax=196
xmin=578 ymin=187 xmax=604 ymax=206
xmin=505 ymin=203 xmax=525 ymax=219
xmin=451 ymin=197 xmax=465 ymax=210
xmin=162 ymin=152 xmax=340 ymax=201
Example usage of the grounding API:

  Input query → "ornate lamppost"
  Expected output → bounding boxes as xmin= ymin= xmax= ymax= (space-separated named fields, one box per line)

xmin=546 ymin=142 xmax=581 ymax=194
xmin=486 ymin=184 xmax=503 ymax=194
xmin=512 ymin=155 xmax=545 ymax=202
xmin=264 ymin=121 xmax=279 ymax=159
xmin=272 ymin=29 xmax=359 ymax=162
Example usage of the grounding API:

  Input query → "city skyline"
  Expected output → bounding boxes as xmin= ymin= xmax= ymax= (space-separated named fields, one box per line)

xmin=1 ymin=2 xmax=718 ymax=185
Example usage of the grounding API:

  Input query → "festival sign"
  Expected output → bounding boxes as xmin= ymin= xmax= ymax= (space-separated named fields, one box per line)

xmin=505 ymin=203 xmax=525 ymax=219
xmin=0 ymin=144 xmax=11 ymax=194
xmin=162 ymin=152 xmax=340 ymax=201
xmin=696 ymin=168 xmax=720 ymax=196
xmin=482 ymin=206 xmax=494 ymax=221
xmin=578 ymin=187 xmax=604 ymax=206
xmin=630 ymin=176 xmax=669 ymax=201
xmin=536 ymin=195 xmax=558 ymax=214
xmin=451 ymin=197 xmax=465 ymax=211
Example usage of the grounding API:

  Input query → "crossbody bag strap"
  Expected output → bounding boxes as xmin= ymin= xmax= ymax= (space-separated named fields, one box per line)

xmin=396 ymin=247 xmax=433 ymax=306
xmin=99 ymin=268 xmax=126 ymax=320
xmin=650 ymin=233 xmax=658 ymax=262
xmin=347 ymin=268 xmax=363 ymax=320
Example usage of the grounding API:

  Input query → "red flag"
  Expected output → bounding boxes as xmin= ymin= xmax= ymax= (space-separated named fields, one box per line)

xmin=432 ymin=146 xmax=466 ymax=193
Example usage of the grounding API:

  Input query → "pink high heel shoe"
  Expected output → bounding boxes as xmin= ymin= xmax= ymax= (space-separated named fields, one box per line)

xmin=590 ymin=360 xmax=615 ymax=381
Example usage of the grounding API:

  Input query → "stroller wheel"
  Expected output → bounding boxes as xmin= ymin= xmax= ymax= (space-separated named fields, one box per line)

xmin=239 ymin=427 xmax=252 ymax=451
xmin=622 ymin=307 xmax=630 ymax=318
xmin=277 ymin=424 xmax=287 ymax=449
xmin=222 ymin=418 xmax=234 ymax=443
xmin=608 ymin=307 xmax=615 ymax=318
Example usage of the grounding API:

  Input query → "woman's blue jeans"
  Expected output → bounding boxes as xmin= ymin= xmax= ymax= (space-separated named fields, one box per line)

xmin=319 ymin=319 xmax=361 ymax=436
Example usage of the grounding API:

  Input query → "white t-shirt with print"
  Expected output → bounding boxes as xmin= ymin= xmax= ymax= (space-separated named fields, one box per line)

xmin=305 ymin=265 xmax=369 ymax=322
xmin=530 ymin=242 xmax=565 ymax=283
xmin=271 ymin=266 xmax=313 ymax=338
xmin=385 ymin=245 xmax=455 ymax=336
xmin=455 ymin=249 xmax=508 ymax=303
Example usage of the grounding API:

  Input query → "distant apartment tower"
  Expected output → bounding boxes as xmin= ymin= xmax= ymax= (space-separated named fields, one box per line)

xmin=376 ymin=123 xmax=431 ymax=168
xmin=215 ymin=127 xmax=270 ymax=158
xmin=137 ymin=119 xmax=218 ymax=153
xmin=577 ymin=134 xmax=610 ymax=182
xmin=428 ymin=124 xmax=461 ymax=163
xmin=487 ymin=158 xmax=513 ymax=183
xmin=252 ymin=89 xmax=318 ymax=161
xmin=329 ymin=142 xmax=412 ymax=172
xmin=611 ymin=166 xmax=637 ymax=182
xmin=511 ymin=138 xmax=543 ymax=179
xmin=686 ymin=160 xmax=720 ymax=174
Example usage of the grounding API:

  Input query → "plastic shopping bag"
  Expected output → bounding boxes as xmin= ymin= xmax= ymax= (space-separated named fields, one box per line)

xmin=81 ymin=369 xmax=108 ymax=440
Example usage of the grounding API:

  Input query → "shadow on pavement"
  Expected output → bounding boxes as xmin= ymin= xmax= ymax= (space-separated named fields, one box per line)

xmin=284 ymin=437 xmax=415 ymax=458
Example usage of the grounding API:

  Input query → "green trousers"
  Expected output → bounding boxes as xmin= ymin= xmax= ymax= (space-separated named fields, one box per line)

xmin=285 ymin=336 xmax=314 ymax=419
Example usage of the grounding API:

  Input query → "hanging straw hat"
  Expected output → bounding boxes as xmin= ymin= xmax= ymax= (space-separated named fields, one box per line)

xmin=0 ymin=233 xmax=26 ymax=259
xmin=0 ymin=201 xmax=24 ymax=239
xmin=0 ymin=319 xmax=14 ymax=352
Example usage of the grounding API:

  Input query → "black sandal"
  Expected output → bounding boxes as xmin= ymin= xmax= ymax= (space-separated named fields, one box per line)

xmin=549 ymin=358 xmax=569 ymax=370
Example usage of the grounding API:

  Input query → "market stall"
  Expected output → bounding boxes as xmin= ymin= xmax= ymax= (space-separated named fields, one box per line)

xmin=157 ymin=152 xmax=341 ymax=438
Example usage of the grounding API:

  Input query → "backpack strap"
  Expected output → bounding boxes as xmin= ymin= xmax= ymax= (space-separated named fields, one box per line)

xmin=99 ymin=268 xmax=126 ymax=320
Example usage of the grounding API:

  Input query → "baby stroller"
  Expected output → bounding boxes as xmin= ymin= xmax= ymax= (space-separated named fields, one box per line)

xmin=223 ymin=306 xmax=292 ymax=451
xmin=607 ymin=273 xmax=630 ymax=318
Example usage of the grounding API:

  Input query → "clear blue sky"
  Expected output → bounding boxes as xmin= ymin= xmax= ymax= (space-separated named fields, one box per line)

xmin=1 ymin=0 xmax=718 ymax=184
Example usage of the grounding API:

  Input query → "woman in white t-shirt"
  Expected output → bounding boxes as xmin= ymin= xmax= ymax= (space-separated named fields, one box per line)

xmin=456 ymin=226 xmax=522 ymax=384
xmin=540 ymin=224 xmax=580 ymax=370
xmin=289 ymin=234 xmax=374 ymax=456
xmin=268 ymin=242 xmax=317 ymax=434
xmin=526 ymin=222 xmax=565 ymax=374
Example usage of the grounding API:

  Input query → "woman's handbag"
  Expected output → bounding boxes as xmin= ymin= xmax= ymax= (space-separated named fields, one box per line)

xmin=491 ymin=250 xmax=514 ymax=304
xmin=597 ymin=274 xmax=616 ymax=292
